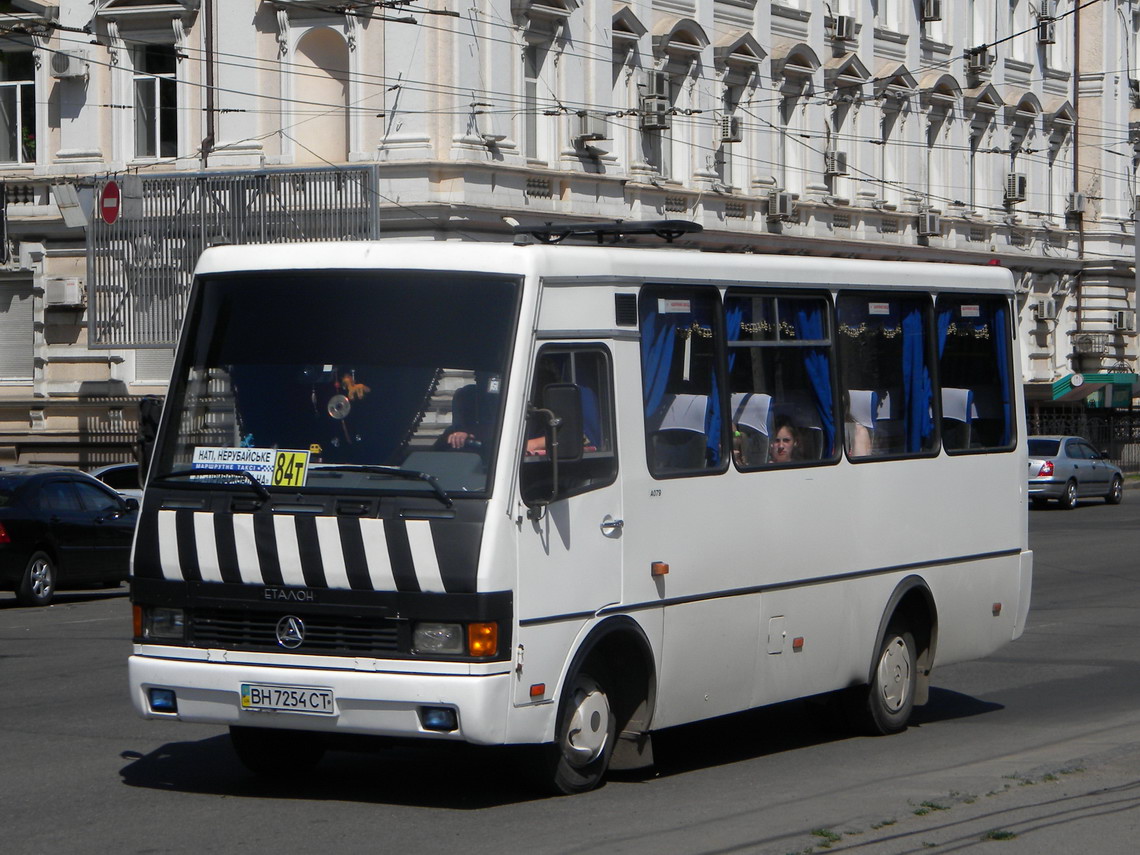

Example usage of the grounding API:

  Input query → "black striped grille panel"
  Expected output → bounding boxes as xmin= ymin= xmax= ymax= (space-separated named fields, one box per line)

xmin=190 ymin=609 xmax=403 ymax=656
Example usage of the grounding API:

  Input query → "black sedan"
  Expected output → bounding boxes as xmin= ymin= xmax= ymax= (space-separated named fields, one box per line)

xmin=0 ymin=465 xmax=139 ymax=606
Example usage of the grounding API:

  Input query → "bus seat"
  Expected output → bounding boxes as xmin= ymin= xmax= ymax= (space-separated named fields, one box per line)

xmin=730 ymin=393 xmax=771 ymax=467
xmin=731 ymin=392 xmax=772 ymax=435
xmin=942 ymin=387 xmax=975 ymax=450
xmin=845 ymin=389 xmax=878 ymax=457
xmin=652 ymin=394 xmax=708 ymax=470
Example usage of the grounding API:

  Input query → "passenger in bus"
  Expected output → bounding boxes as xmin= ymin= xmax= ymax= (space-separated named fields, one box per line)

xmin=443 ymin=372 xmax=500 ymax=449
xmin=769 ymin=415 xmax=801 ymax=464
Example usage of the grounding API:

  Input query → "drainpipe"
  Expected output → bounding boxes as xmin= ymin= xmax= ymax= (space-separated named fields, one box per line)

xmin=201 ymin=0 xmax=215 ymax=168
xmin=1072 ymin=2 xmax=1085 ymax=376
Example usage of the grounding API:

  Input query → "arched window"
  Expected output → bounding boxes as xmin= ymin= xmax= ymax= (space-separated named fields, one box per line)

xmin=921 ymin=75 xmax=961 ymax=208
xmin=293 ymin=28 xmax=349 ymax=164
xmin=770 ymin=44 xmax=820 ymax=195
xmin=874 ymin=66 xmax=917 ymax=207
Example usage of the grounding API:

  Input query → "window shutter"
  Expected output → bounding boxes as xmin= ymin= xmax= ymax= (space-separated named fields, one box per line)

xmin=0 ymin=283 xmax=34 ymax=380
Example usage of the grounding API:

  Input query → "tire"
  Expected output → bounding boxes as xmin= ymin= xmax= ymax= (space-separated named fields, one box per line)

xmin=16 ymin=552 xmax=57 ymax=607
xmin=846 ymin=628 xmax=917 ymax=736
xmin=229 ymin=726 xmax=325 ymax=777
xmin=542 ymin=673 xmax=617 ymax=795
xmin=1106 ymin=476 xmax=1124 ymax=505
xmin=1059 ymin=479 xmax=1078 ymax=510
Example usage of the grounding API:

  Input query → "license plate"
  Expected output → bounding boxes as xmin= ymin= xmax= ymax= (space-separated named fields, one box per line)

xmin=240 ymin=683 xmax=335 ymax=715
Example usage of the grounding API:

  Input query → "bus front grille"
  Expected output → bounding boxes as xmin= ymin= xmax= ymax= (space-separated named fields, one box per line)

xmin=190 ymin=609 xmax=403 ymax=656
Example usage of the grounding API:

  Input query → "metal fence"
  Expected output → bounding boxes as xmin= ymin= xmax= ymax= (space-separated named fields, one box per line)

xmin=1028 ymin=409 xmax=1140 ymax=473
xmin=87 ymin=166 xmax=380 ymax=348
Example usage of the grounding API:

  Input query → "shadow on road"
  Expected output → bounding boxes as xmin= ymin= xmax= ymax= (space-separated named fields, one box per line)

xmin=118 ymin=687 xmax=1002 ymax=807
xmin=0 ymin=588 xmax=128 ymax=610
xmin=119 ymin=734 xmax=542 ymax=808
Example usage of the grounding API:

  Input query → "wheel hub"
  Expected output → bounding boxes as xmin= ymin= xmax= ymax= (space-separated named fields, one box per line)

xmin=30 ymin=560 xmax=52 ymax=598
xmin=878 ymin=637 xmax=911 ymax=713
xmin=564 ymin=687 xmax=610 ymax=765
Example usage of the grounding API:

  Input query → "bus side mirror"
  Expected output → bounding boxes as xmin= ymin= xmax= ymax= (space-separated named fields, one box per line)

xmin=543 ymin=383 xmax=584 ymax=463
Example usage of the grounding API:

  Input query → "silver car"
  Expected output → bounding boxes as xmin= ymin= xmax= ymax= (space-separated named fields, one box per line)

xmin=1027 ymin=435 xmax=1124 ymax=509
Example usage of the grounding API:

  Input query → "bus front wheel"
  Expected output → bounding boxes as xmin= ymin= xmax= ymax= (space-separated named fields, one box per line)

xmin=848 ymin=627 xmax=917 ymax=736
xmin=545 ymin=672 xmax=616 ymax=795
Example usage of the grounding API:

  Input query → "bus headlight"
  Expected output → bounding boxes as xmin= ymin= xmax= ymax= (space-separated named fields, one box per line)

xmin=412 ymin=621 xmax=499 ymax=657
xmin=413 ymin=622 xmax=464 ymax=655
xmin=143 ymin=607 xmax=186 ymax=641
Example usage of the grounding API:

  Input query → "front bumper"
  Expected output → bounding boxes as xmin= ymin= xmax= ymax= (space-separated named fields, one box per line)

xmin=129 ymin=653 xmax=515 ymax=745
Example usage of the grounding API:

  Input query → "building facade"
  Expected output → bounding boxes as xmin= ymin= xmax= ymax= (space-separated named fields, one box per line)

xmin=0 ymin=0 xmax=1136 ymax=464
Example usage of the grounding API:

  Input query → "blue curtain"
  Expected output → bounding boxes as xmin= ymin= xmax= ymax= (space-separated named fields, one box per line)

xmin=901 ymin=306 xmax=934 ymax=453
xmin=793 ymin=305 xmax=836 ymax=456
xmin=639 ymin=302 xmax=675 ymax=424
xmin=639 ymin=291 xmax=722 ymax=465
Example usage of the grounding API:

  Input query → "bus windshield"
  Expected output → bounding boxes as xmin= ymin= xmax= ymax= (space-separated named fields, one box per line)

xmin=153 ymin=270 xmax=520 ymax=497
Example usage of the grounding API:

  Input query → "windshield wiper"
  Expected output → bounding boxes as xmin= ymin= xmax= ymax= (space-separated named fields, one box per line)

xmin=150 ymin=468 xmax=271 ymax=502
xmin=308 ymin=464 xmax=454 ymax=509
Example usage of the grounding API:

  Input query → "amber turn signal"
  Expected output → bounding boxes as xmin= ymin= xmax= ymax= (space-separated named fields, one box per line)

xmin=467 ymin=622 xmax=498 ymax=657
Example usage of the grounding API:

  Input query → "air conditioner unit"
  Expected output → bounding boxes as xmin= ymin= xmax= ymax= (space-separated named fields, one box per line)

xmin=834 ymin=15 xmax=856 ymax=41
xmin=1004 ymin=172 xmax=1028 ymax=203
xmin=921 ymin=0 xmax=942 ymax=22
xmin=1038 ymin=18 xmax=1056 ymax=45
xmin=640 ymin=97 xmax=672 ymax=131
xmin=576 ymin=113 xmax=609 ymax=143
xmin=643 ymin=70 xmax=670 ymax=99
xmin=719 ymin=114 xmax=743 ymax=144
xmin=824 ymin=149 xmax=848 ymax=176
xmin=50 ymin=50 xmax=88 ymax=80
xmin=917 ymin=212 xmax=941 ymax=237
xmin=768 ymin=191 xmax=794 ymax=221
xmin=44 ymin=277 xmax=85 ymax=307
xmin=1066 ymin=192 xmax=1087 ymax=215
xmin=1033 ymin=299 xmax=1057 ymax=321
xmin=966 ymin=47 xmax=993 ymax=75
xmin=1113 ymin=310 xmax=1137 ymax=332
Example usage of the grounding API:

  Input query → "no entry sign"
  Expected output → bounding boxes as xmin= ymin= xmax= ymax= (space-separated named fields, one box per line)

xmin=100 ymin=180 xmax=121 ymax=225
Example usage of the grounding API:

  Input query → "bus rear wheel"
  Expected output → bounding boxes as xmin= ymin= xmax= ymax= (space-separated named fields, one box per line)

xmin=847 ymin=627 xmax=917 ymax=736
xmin=545 ymin=673 xmax=616 ymax=795
xmin=229 ymin=726 xmax=325 ymax=777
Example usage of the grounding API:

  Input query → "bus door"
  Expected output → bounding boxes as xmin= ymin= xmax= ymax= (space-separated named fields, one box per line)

xmin=515 ymin=345 xmax=622 ymax=703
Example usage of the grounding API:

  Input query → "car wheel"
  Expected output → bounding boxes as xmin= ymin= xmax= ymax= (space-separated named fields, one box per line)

xmin=541 ymin=672 xmax=617 ymax=795
xmin=1059 ymin=479 xmax=1078 ymax=510
xmin=846 ymin=627 xmax=917 ymax=736
xmin=16 ymin=551 xmax=57 ymax=607
xmin=1106 ymin=476 xmax=1124 ymax=505
xmin=229 ymin=726 xmax=325 ymax=777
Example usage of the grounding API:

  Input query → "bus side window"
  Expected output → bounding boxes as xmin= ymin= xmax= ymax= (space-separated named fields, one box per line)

xmin=725 ymin=291 xmax=839 ymax=468
xmin=837 ymin=294 xmax=937 ymax=460
xmin=935 ymin=295 xmax=1015 ymax=452
xmin=639 ymin=285 xmax=724 ymax=477
xmin=519 ymin=346 xmax=617 ymax=504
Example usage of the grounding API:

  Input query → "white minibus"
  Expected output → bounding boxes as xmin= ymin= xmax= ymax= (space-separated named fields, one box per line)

xmin=128 ymin=223 xmax=1032 ymax=793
